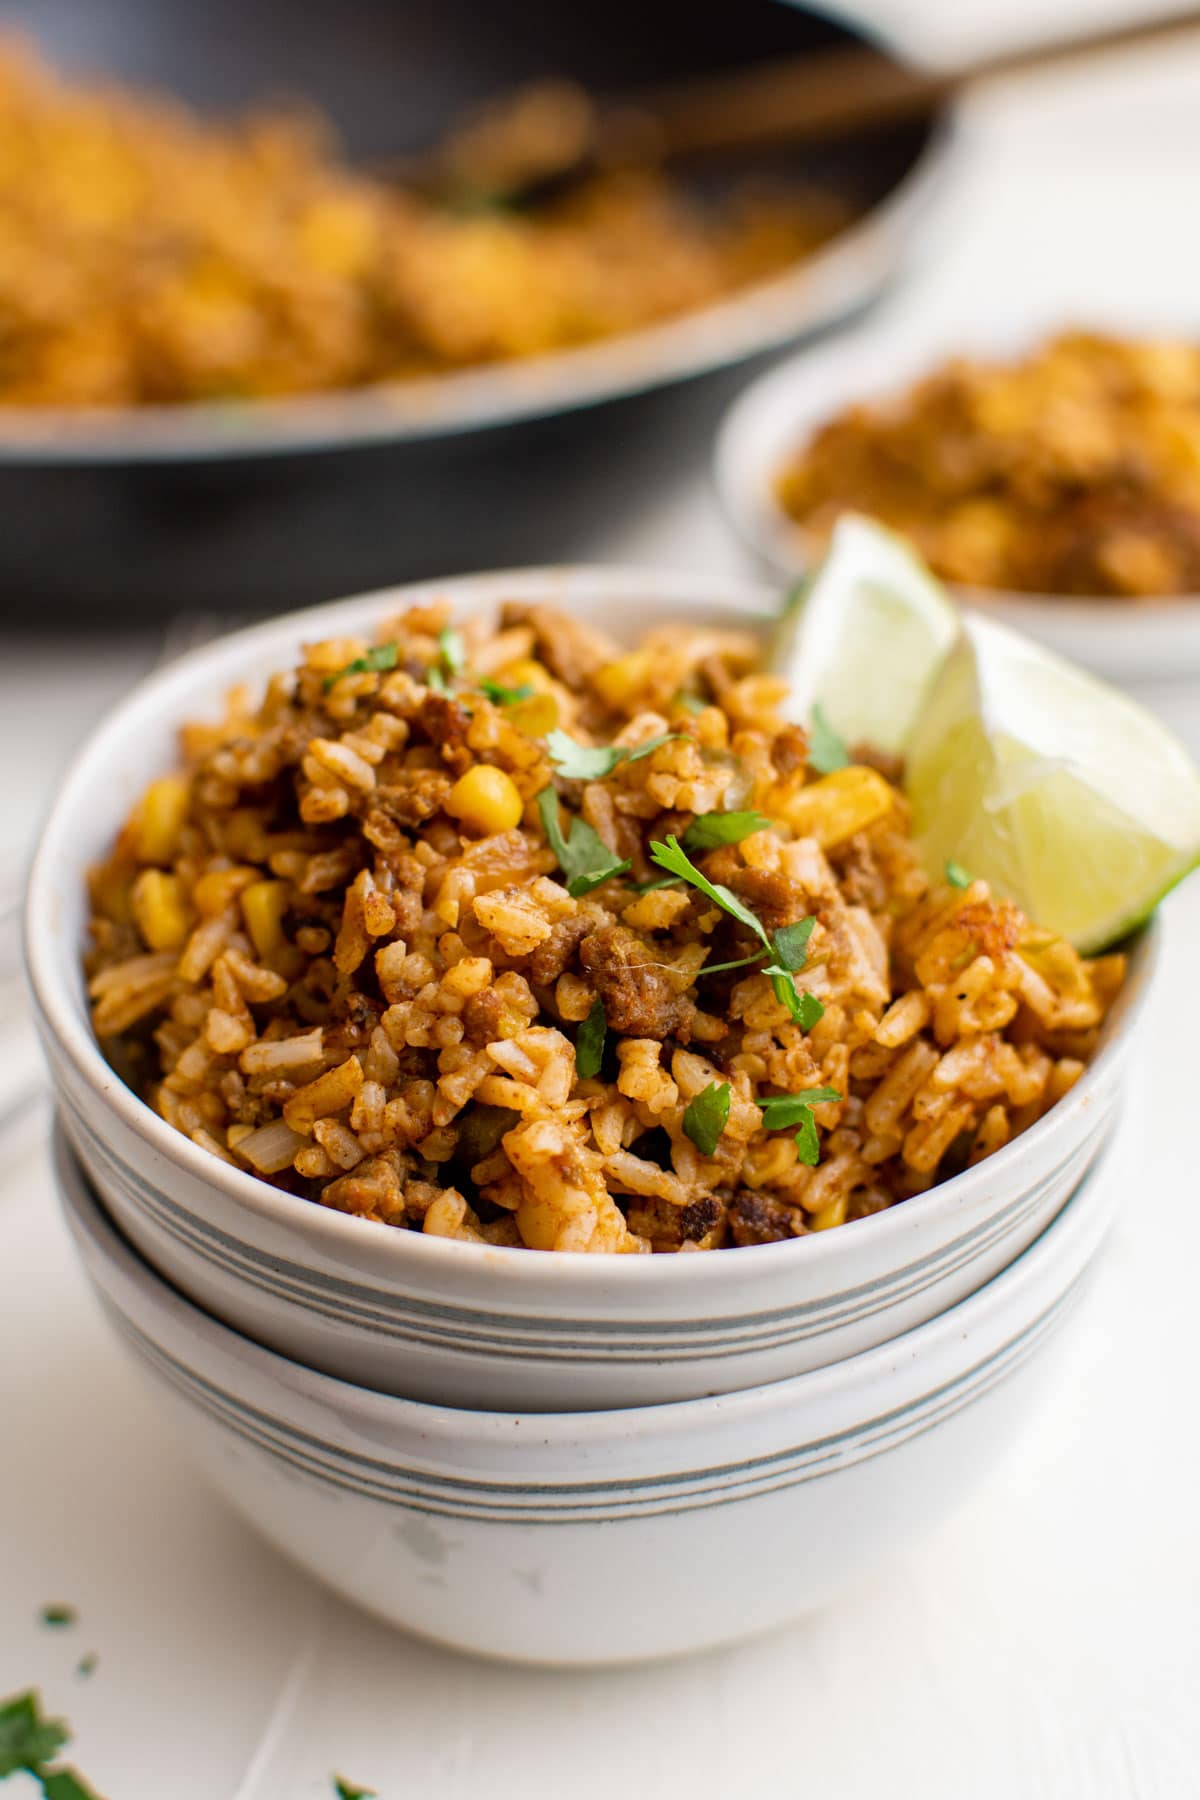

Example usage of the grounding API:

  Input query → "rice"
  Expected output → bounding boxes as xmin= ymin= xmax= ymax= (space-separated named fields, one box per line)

xmin=0 ymin=39 xmax=847 ymax=408
xmin=775 ymin=331 xmax=1200 ymax=598
xmin=85 ymin=597 xmax=1125 ymax=1253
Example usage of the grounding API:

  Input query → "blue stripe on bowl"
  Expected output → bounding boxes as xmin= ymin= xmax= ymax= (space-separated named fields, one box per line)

xmin=62 ymin=1097 xmax=1113 ymax=1361
xmin=99 ymin=1277 xmax=1086 ymax=1525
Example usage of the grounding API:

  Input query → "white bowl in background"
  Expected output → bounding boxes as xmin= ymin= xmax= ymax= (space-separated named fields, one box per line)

xmin=56 ymin=1114 xmax=1122 ymax=1666
xmin=715 ymin=329 xmax=1200 ymax=686
xmin=25 ymin=567 xmax=1155 ymax=1412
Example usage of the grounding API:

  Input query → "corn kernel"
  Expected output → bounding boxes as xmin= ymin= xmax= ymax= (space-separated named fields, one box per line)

xmin=594 ymin=648 xmax=655 ymax=708
xmin=777 ymin=766 xmax=894 ymax=848
xmin=240 ymin=879 xmax=289 ymax=958
xmin=505 ymin=692 xmax=559 ymax=737
xmin=810 ymin=1194 xmax=849 ymax=1232
xmin=445 ymin=765 xmax=523 ymax=835
xmin=135 ymin=775 xmax=190 ymax=864
xmin=130 ymin=869 xmax=191 ymax=952
xmin=193 ymin=865 xmax=258 ymax=917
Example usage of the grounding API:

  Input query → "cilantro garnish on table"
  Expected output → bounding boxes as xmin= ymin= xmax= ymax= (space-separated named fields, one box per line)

xmin=647 ymin=836 xmax=824 ymax=1027
xmin=682 ymin=1081 xmax=731 ymax=1156
xmin=322 ymin=642 xmax=399 ymax=691
xmin=757 ymin=1087 xmax=842 ymax=1167
xmin=808 ymin=704 xmax=849 ymax=775
xmin=333 ymin=1778 xmax=376 ymax=1800
xmin=0 ymin=1690 xmax=102 ymax=1799
xmin=38 ymin=1608 xmax=76 ymax=1630
xmin=545 ymin=728 xmax=678 ymax=781
xmin=536 ymin=789 xmax=631 ymax=896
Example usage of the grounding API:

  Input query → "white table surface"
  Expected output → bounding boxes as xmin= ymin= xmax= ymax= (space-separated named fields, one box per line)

xmin=4 ymin=7 xmax=1200 ymax=1796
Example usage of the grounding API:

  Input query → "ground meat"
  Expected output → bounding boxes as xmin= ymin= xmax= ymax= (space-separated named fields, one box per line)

xmin=728 ymin=1189 xmax=810 ymax=1245
xmin=727 ymin=867 xmax=810 ymax=936
xmin=372 ymin=770 xmax=453 ymax=828
xmin=417 ymin=692 xmax=473 ymax=773
xmin=579 ymin=923 xmax=689 ymax=1040
xmin=772 ymin=724 xmax=810 ymax=778
xmin=527 ymin=912 xmax=592 ymax=986
xmin=624 ymin=1191 xmax=728 ymax=1248
xmin=499 ymin=601 xmax=618 ymax=690
xmin=321 ymin=1153 xmax=407 ymax=1224
xmin=463 ymin=987 xmax=507 ymax=1046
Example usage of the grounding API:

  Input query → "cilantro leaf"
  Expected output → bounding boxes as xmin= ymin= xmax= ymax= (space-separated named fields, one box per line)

xmin=43 ymin=1769 xmax=103 ymax=1800
xmin=675 ymin=691 xmax=708 ymax=715
xmin=757 ymin=1086 xmax=841 ymax=1169
xmin=478 ymin=678 xmax=535 ymax=706
xmin=681 ymin=811 xmax=771 ymax=852
xmin=793 ymin=1107 xmax=822 ymax=1168
xmin=323 ymin=642 xmax=398 ymax=691
xmin=771 ymin=917 xmax=816 ymax=972
xmin=764 ymin=968 xmax=824 ymax=1028
xmin=756 ymin=1088 xmax=842 ymax=1131
xmin=333 ymin=1779 xmax=377 ymax=1800
xmin=536 ymin=788 xmax=630 ymax=896
xmin=945 ymin=860 xmax=972 ymax=890
xmin=648 ymin=837 xmax=771 ymax=951
xmin=682 ymin=1081 xmax=731 ymax=1157
xmin=546 ymin=729 xmax=678 ymax=781
xmin=809 ymin=704 xmax=849 ymax=774
xmin=40 ymin=1607 xmax=76 ymax=1630
xmin=0 ymin=1691 xmax=68 ymax=1778
xmin=575 ymin=998 xmax=607 ymax=1080
xmin=75 ymin=1658 xmax=96 ymax=1681
xmin=437 ymin=626 xmax=465 ymax=676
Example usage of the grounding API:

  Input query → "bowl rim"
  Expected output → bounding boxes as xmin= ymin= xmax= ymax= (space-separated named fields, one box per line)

xmin=55 ymin=1105 xmax=1117 ymax=1449
xmin=0 ymin=109 xmax=955 ymax=468
xmin=713 ymin=322 xmax=1200 ymax=619
xmin=25 ymin=562 xmax=1157 ymax=1293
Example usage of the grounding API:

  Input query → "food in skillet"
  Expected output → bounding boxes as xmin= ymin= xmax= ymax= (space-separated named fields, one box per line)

xmin=775 ymin=332 xmax=1200 ymax=598
xmin=0 ymin=40 xmax=848 ymax=408
xmin=84 ymin=593 xmax=1125 ymax=1253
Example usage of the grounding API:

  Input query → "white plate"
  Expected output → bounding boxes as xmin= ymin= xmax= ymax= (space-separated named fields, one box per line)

xmin=714 ymin=328 xmax=1200 ymax=685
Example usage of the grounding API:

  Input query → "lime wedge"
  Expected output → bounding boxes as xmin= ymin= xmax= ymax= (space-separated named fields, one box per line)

xmin=906 ymin=613 xmax=1200 ymax=952
xmin=768 ymin=513 xmax=959 ymax=754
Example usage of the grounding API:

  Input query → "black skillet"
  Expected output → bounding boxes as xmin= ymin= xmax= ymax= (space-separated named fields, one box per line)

xmin=0 ymin=0 xmax=952 ymax=616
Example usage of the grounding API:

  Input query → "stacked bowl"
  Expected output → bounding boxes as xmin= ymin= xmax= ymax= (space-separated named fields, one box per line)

xmin=26 ymin=568 xmax=1155 ymax=1665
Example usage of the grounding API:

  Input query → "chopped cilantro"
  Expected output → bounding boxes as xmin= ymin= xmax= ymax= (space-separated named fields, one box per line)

xmin=675 ymin=691 xmax=708 ymax=715
xmin=322 ymin=642 xmax=398 ymax=691
xmin=574 ymin=998 xmax=607 ymax=1079
xmin=0 ymin=1692 xmax=67 ymax=1777
xmin=39 ymin=1607 xmax=76 ymax=1630
xmin=426 ymin=625 xmax=465 ymax=694
xmin=546 ymin=729 xmax=677 ymax=781
xmin=0 ymin=1691 xmax=100 ymax=1796
xmin=648 ymin=835 xmax=771 ymax=948
xmin=333 ymin=1780 xmax=376 ymax=1800
xmin=809 ymin=704 xmax=849 ymax=774
xmin=75 ymin=1658 xmax=96 ymax=1682
xmin=648 ymin=838 xmax=823 ymax=1024
xmin=771 ymin=917 xmax=817 ymax=972
xmin=626 ymin=875 xmax=682 ymax=895
xmin=945 ymin=860 xmax=972 ymax=890
xmin=478 ymin=678 xmax=535 ymax=706
xmin=756 ymin=1086 xmax=842 ymax=1169
xmin=536 ymin=788 xmax=630 ymax=896
xmin=681 ymin=811 xmax=771 ymax=852
xmin=682 ymin=1081 xmax=731 ymax=1157
xmin=42 ymin=1770 xmax=102 ymax=1800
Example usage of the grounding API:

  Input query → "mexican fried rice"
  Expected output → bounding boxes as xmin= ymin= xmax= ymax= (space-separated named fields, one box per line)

xmin=85 ymin=600 xmax=1125 ymax=1254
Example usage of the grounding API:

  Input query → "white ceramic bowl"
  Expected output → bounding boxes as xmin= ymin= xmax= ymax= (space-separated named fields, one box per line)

xmin=25 ymin=567 xmax=1155 ymax=1413
xmin=715 ymin=329 xmax=1200 ymax=686
xmin=56 ymin=1111 xmax=1122 ymax=1666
